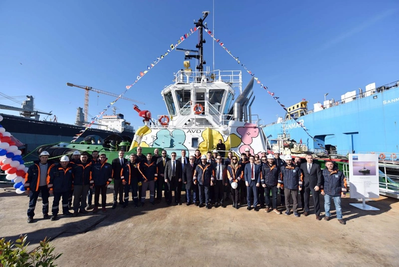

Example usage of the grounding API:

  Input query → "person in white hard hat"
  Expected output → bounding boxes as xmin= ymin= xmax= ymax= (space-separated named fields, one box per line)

xmin=25 ymin=151 xmax=52 ymax=223
xmin=261 ymin=154 xmax=281 ymax=214
xmin=48 ymin=155 xmax=74 ymax=221
xmin=279 ymin=155 xmax=302 ymax=217
xmin=71 ymin=150 xmax=81 ymax=164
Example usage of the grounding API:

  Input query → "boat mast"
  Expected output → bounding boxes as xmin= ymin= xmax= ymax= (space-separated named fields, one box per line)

xmin=194 ymin=11 xmax=209 ymax=73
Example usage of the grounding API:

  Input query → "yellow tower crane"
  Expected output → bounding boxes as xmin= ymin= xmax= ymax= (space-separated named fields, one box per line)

xmin=67 ymin=82 xmax=144 ymax=123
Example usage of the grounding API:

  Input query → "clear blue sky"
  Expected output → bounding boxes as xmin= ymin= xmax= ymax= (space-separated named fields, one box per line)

xmin=1 ymin=0 xmax=398 ymax=131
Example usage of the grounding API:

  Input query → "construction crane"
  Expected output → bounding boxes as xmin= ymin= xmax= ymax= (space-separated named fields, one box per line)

xmin=67 ymin=82 xmax=145 ymax=123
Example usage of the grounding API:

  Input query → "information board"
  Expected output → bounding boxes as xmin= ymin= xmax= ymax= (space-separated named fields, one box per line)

xmin=348 ymin=154 xmax=379 ymax=199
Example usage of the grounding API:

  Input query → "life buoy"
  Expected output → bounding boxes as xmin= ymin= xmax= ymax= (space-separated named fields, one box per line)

xmin=391 ymin=153 xmax=397 ymax=160
xmin=379 ymin=153 xmax=386 ymax=160
xmin=158 ymin=115 xmax=170 ymax=126
xmin=193 ymin=104 xmax=204 ymax=115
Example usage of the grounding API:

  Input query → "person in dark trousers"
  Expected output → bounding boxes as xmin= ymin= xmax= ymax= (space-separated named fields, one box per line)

xmin=280 ymin=155 xmax=302 ymax=217
xmin=226 ymin=156 xmax=243 ymax=209
xmin=256 ymin=155 xmax=265 ymax=208
xmin=72 ymin=152 xmax=92 ymax=215
xmin=164 ymin=152 xmax=183 ymax=205
xmin=138 ymin=153 xmax=158 ymax=205
xmin=274 ymin=152 xmax=286 ymax=207
xmin=121 ymin=154 xmax=141 ymax=207
xmin=47 ymin=155 xmax=74 ymax=221
xmin=194 ymin=155 xmax=215 ymax=209
xmin=322 ymin=160 xmax=348 ymax=225
xmin=261 ymin=154 xmax=281 ymax=214
xmin=25 ymin=151 xmax=52 ymax=223
xmin=183 ymin=155 xmax=196 ymax=205
xmin=111 ymin=150 xmax=126 ymax=209
xmin=294 ymin=157 xmax=305 ymax=210
xmin=156 ymin=150 xmax=170 ymax=202
xmin=92 ymin=154 xmax=112 ymax=213
xmin=213 ymin=155 xmax=227 ymax=207
xmin=239 ymin=154 xmax=249 ymax=206
xmin=244 ymin=155 xmax=261 ymax=211
xmin=87 ymin=150 xmax=100 ymax=209
xmin=216 ymin=139 xmax=226 ymax=158
xmin=300 ymin=153 xmax=323 ymax=220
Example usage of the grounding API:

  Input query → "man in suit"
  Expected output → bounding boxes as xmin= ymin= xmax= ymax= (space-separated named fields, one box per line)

xmin=183 ymin=155 xmax=196 ymax=205
xmin=300 ymin=153 xmax=323 ymax=220
xmin=164 ymin=152 xmax=183 ymax=205
xmin=111 ymin=150 xmax=126 ymax=209
xmin=244 ymin=155 xmax=261 ymax=211
xmin=156 ymin=150 xmax=169 ymax=203
xmin=213 ymin=155 xmax=227 ymax=208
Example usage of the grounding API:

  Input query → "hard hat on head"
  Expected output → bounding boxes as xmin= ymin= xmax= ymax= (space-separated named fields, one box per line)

xmin=244 ymin=148 xmax=250 ymax=152
xmin=212 ymin=149 xmax=218 ymax=153
xmin=39 ymin=151 xmax=50 ymax=157
xmin=201 ymin=155 xmax=207 ymax=160
xmin=72 ymin=150 xmax=81 ymax=156
xmin=267 ymin=154 xmax=275 ymax=159
xmin=285 ymin=155 xmax=292 ymax=161
xmin=60 ymin=155 xmax=70 ymax=162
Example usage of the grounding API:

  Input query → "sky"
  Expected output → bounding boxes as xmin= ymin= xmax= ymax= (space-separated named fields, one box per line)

xmin=1 ymin=0 xmax=398 ymax=132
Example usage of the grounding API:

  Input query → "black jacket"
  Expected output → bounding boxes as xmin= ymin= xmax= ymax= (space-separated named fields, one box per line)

xmin=300 ymin=161 xmax=323 ymax=188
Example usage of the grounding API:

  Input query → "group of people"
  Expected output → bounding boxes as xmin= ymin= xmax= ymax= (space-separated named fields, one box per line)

xmin=24 ymin=145 xmax=347 ymax=225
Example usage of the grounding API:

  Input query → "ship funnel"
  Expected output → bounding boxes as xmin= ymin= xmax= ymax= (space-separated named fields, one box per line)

xmin=231 ymin=78 xmax=254 ymax=121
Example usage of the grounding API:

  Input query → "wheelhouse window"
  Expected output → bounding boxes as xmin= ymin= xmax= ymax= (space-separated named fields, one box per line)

xmin=223 ymin=92 xmax=233 ymax=114
xmin=175 ymin=89 xmax=191 ymax=108
xmin=209 ymin=89 xmax=225 ymax=112
xmin=164 ymin=92 xmax=176 ymax=116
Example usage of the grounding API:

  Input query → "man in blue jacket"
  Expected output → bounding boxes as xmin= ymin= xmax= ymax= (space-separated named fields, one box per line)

xmin=321 ymin=161 xmax=348 ymax=225
xmin=92 ymin=154 xmax=112 ymax=213
xmin=280 ymin=155 xmax=302 ymax=217
xmin=244 ymin=155 xmax=261 ymax=211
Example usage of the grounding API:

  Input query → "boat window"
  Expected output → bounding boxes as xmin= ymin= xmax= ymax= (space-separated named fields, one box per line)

xmin=192 ymin=137 xmax=198 ymax=148
xmin=223 ymin=92 xmax=233 ymax=114
xmin=209 ymin=89 xmax=225 ymax=113
xmin=196 ymin=92 xmax=205 ymax=114
xmin=175 ymin=89 xmax=191 ymax=108
xmin=164 ymin=92 xmax=176 ymax=116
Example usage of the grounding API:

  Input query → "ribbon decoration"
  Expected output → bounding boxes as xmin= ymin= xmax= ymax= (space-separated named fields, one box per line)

xmin=71 ymin=26 xmax=198 ymax=142
xmin=203 ymin=27 xmax=325 ymax=150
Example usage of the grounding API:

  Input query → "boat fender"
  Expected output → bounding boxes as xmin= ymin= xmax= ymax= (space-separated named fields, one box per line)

xmin=379 ymin=153 xmax=386 ymax=160
xmin=159 ymin=115 xmax=170 ymax=126
xmin=193 ymin=104 xmax=204 ymax=115
xmin=391 ymin=153 xmax=397 ymax=160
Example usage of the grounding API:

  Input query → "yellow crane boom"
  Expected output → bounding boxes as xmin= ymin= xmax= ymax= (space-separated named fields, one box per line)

xmin=67 ymin=82 xmax=144 ymax=123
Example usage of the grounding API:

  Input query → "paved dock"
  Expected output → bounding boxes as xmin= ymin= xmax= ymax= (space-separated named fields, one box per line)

xmin=1 ymin=183 xmax=399 ymax=267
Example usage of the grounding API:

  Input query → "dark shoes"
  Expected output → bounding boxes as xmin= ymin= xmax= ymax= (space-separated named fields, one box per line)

xmin=43 ymin=214 xmax=50 ymax=219
xmin=294 ymin=212 xmax=300 ymax=217
xmin=316 ymin=215 xmax=322 ymax=221
xmin=206 ymin=204 xmax=212 ymax=209
xmin=324 ymin=216 xmax=330 ymax=221
xmin=27 ymin=217 xmax=34 ymax=223
xmin=72 ymin=211 xmax=79 ymax=217
xmin=338 ymin=219 xmax=346 ymax=225
xmin=254 ymin=207 xmax=259 ymax=212
xmin=285 ymin=210 xmax=291 ymax=216
xmin=303 ymin=211 xmax=309 ymax=216
xmin=51 ymin=215 xmax=58 ymax=221
xmin=112 ymin=203 xmax=117 ymax=209
xmin=247 ymin=206 xmax=252 ymax=211
xmin=63 ymin=211 xmax=72 ymax=216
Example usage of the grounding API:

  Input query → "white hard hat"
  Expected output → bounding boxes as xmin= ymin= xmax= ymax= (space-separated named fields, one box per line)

xmin=39 ymin=151 xmax=50 ymax=157
xmin=267 ymin=154 xmax=275 ymax=159
xmin=244 ymin=148 xmax=250 ymax=152
xmin=231 ymin=181 xmax=238 ymax=189
xmin=285 ymin=155 xmax=292 ymax=161
xmin=201 ymin=155 xmax=207 ymax=159
xmin=60 ymin=155 xmax=70 ymax=162
xmin=72 ymin=150 xmax=81 ymax=156
xmin=212 ymin=149 xmax=218 ymax=153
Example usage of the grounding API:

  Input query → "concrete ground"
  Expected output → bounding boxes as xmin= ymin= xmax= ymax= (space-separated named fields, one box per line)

xmin=1 ymin=183 xmax=399 ymax=267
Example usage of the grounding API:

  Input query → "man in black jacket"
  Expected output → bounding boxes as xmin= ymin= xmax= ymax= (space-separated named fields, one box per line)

xmin=111 ymin=150 xmax=126 ymax=209
xmin=164 ymin=152 xmax=183 ymax=205
xmin=300 ymin=153 xmax=323 ymax=220
xmin=183 ymin=155 xmax=196 ymax=205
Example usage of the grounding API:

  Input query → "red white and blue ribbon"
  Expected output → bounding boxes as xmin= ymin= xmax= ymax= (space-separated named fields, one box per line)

xmin=0 ymin=115 xmax=27 ymax=194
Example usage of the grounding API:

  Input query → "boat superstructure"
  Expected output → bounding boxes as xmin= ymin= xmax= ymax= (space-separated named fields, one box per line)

xmin=131 ymin=13 xmax=268 ymax=157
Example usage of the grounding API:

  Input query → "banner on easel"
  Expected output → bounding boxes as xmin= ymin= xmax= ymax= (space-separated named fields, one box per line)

xmin=348 ymin=154 xmax=379 ymax=199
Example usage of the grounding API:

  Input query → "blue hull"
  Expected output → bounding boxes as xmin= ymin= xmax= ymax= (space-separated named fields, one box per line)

xmin=263 ymin=87 xmax=399 ymax=157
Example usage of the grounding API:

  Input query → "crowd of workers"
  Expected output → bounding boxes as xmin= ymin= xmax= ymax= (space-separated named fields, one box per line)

xmin=24 ymin=145 xmax=347 ymax=225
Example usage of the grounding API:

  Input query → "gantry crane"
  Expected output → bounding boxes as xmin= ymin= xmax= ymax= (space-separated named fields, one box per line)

xmin=67 ymin=82 xmax=144 ymax=123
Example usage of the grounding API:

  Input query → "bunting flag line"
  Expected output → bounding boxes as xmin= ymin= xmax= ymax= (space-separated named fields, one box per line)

xmin=71 ymin=26 xmax=198 ymax=142
xmin=203 ymin=27 xmax=324 ymax=150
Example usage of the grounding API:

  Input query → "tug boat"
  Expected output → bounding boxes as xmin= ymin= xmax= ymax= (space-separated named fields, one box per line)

xmin=130 ymin=12 xmax=268 ymax=157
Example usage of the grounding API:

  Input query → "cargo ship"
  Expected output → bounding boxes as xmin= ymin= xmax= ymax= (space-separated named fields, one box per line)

xmin=263 ymin=80 xmax=399 ymax=160
xmin=0 ymin=95 xmax=135 ymax=153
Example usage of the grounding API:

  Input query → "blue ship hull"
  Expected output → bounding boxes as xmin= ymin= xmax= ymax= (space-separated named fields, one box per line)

xmin=263 ymin=86 xmax=399 ymax=158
